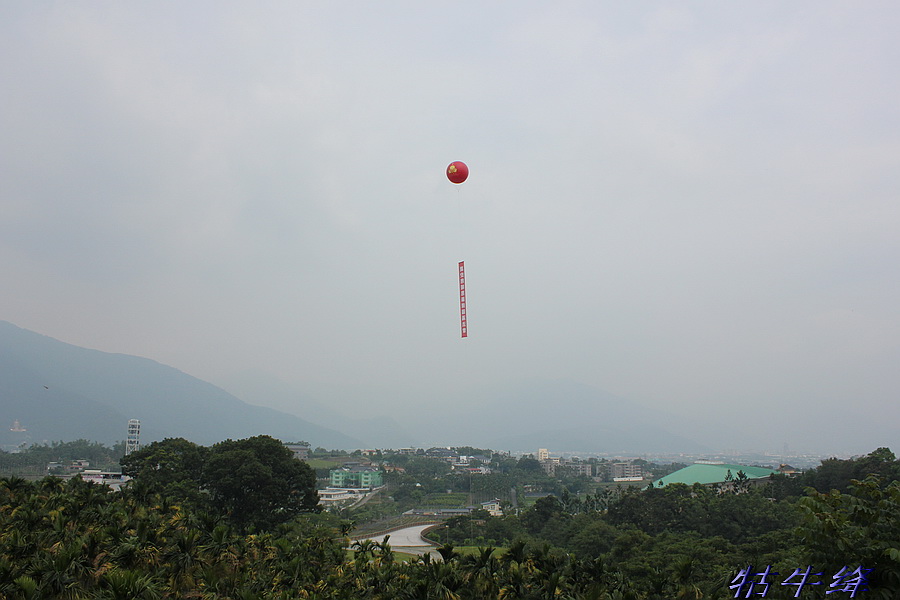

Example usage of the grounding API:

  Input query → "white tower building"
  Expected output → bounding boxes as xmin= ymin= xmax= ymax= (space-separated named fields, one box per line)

xmin=125 ymin=419 xmax=141 ymax=455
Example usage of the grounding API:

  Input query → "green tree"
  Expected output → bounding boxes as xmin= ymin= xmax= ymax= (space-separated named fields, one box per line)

xmin=404 ymin=457 xmax=451 ymax=478
xmin=802 ymin=447 xmax=900 ymax=494
xmin=521 ymin=495 xmax=565 ymax=535
xmin=515 ymin=457 xmax=542 ymax=474
xmin=568 ymin=516 xmax=618 ymax=558
xmin=202 ymin=435 xmax=318 ymax=531
xmin=120 ymin=438 xmax=207 ymax=505
xmin=798 ymin=475 xmax=900 ymax=598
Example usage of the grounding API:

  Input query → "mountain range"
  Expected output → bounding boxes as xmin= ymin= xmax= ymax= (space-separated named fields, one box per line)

xmin=0 ymin=320 xmax=710 ymax=453
xmin=0 ymin=321 xmax=363 ymax=449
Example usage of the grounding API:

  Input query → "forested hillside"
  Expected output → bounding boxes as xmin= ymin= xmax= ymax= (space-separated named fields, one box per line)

xmin=0 ymin=439 xmax=125 ymax=477
xmin=0 ymin=320 xmax=363 ymax=448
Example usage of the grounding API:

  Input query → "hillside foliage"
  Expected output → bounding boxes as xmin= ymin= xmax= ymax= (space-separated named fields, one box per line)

xmin=0 ymin=448 xmax=896 ymax=598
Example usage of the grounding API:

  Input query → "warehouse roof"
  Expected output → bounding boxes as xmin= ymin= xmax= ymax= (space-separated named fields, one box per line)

xmin=652 ymin=462 xmax=778 ymax=487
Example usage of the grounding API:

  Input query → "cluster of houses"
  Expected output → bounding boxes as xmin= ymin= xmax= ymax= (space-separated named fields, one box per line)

xmin=421 ymin=447 xmax=495 ymax=474
xmin=535 ymin=448 xmax=645 ymax=481
xmin=47 ymin=459 xmax=131 ymax=491
xmin=368 ymin=447 xmax=495 ymax=475
xmin=353 ymin=446 xmax=650 ymax=483
xmin=318 ymin=448 xmax=498 ymax=510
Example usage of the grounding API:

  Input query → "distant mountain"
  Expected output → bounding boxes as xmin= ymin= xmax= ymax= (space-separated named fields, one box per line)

xmin=405 ymin=379 xmax=712 ymax=455
xmin=0 ymin=321 xmax=712 ymax=454
xmin=217 ymin=371 xmax=420 ymax=449
xmin=220 ymin=375 xmax=714 ymax=455
xmin=0 ymin=321 xmax=365 ymax=449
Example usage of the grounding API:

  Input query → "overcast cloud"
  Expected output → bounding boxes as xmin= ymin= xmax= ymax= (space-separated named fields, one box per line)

xmin=2 ymin=2 xmax=899 ymax=454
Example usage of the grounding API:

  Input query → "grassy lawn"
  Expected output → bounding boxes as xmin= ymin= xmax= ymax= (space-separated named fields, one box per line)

xmin=306 ymin=457 xmax=349 ymax=469
xmin=345 ymin=549 xmax=428 ymax=563
xmin=390 ymin=551 xmax=422 ymax=562
xmin=441 ymin=546 xmax=508 ymax=558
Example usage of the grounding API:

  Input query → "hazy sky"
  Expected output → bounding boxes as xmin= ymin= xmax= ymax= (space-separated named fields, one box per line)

xmin=2 ymin=3 xmax=899 ymax=453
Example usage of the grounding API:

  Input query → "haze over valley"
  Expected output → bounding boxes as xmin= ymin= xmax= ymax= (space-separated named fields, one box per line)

xmin=2 ymin=3 xmax=898 ymax=459
xmin=1 ymin=320 xmax=893 ymax=457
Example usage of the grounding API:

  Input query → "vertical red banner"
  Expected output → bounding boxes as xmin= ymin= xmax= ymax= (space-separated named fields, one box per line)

xmin=458 ymin=261 xmax=467 ymax=338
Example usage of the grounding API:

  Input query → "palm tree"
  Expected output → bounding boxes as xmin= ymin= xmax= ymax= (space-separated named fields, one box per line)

xmin=497 ymin=563 xmax=528 ymax=600
xmin=100 ymin=568 xmax=163 ymax=600
xmin=9 ymin=575 xmax=39 ymax=600
xmin=38 ymin=476 xmax=66 ymax=494
xmin=436 ymin=543 xmax=459 ymax=564
xmin=162 ymin=528 xmax=208 ymax=593
xmin=460 ymin=546 xmax=499 ymax=599
xmin=567 ymin=556 xmax=611 ymax=599
xmin=372 ymin=536 xmax=395 ymax=567
xmin=671 ymin=556 xmax=704 ymax=599
xmin=351 ymin=538 xmax=376 ymax=564
xmin=0 ymin=476 xmax=32 ymax=503
xmin=423 ymin=561 xmax=462 ymax=600
xmin=501 ymin=539 xmax=528 ymax=567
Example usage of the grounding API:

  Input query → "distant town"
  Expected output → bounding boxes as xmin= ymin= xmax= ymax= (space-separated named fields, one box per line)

xmin=2 ymin=417 xmax=832 ymax=517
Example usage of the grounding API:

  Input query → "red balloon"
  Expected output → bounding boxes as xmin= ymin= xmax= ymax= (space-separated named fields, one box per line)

xmin=446 ymin=161 xmax=469 ymax=184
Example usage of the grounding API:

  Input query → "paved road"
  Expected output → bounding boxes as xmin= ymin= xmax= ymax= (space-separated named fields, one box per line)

xmin=354 ymin=523 xmax=438 ymax=556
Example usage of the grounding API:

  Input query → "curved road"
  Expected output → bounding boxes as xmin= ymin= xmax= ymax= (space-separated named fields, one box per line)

xmin=355 ymin=524 xmax=437 ymax=556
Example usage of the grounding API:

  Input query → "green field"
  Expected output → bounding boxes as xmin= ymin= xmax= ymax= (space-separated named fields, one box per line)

xmin=306 ymin=457 xmax=348 ymax=469
xmin=347 ymin=549 xmax=423 ymax=563
xmin=448 ymin=545 xmax=507 ymax=558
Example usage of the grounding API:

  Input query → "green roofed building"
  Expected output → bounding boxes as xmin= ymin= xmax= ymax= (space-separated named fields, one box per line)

xmin=652 ymin=462 xmax=778 ymax=489
xmin=329 ymin=465 xmax=383 ymax=489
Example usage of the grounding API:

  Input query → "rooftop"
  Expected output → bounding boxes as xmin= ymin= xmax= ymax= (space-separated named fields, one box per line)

xmin=653 ymin=463 xmax=778 ymax=487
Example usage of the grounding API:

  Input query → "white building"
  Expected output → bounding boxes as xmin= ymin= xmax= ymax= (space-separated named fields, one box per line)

xmin=480 ymin=499 xmax=503 ymax=517
xmin=564 ymin=462 xmax=593 ymax=477
xmin=80 ymin=470 xmax=131 ymax=491
xmin=610 ymin=462 xmax=643 ymax=479
xmin=318 ymin=487 xmax=369 ymax=507
xmin=285 ymin=443 xmax=310 ymax=461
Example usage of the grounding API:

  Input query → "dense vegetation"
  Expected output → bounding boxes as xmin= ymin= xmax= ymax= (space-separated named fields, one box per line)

xmin=120 ymin=436 xmax=319 ymax=532
xmin=0 ymin=440 xmax=125 ymax=476
xmin=0 ymin=446 xmax=897 ymax=598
